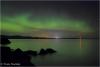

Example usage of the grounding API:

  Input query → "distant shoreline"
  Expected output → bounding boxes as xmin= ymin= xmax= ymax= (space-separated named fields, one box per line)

xmin=0 ymin=35 xmax=98 ymax=39
xmin=7 ymin=38 xmax=99 ymax=39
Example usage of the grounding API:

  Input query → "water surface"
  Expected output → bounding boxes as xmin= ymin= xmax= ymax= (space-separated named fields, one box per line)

xmin=8 ymin=39 xmax=99 ymax=66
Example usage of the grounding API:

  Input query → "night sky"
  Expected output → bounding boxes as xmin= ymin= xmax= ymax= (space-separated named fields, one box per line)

xmin=1 ymin=1 xmax=99 ymax=38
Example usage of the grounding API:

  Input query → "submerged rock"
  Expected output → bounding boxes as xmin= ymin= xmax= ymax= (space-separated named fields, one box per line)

xmin=39 ymin=48 xmax=57 ymax=55
xmin=46 ymin=48 xmax=56 ymax=53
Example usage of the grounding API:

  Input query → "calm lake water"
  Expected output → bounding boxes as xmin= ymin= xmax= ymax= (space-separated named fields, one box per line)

xmin=8 ymin=39 xmax=99 ymax=66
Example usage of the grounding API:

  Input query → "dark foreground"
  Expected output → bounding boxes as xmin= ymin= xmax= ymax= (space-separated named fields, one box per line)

xmin=0 ymin=37 xmax=56 ymax=66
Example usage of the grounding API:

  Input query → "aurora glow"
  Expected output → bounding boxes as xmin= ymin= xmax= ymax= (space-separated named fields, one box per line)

xmin=1 ymin=14 xmax=93 ymax=34
xmin=1 ymin=1 xmax=98 ymax=38
xmin=1 ymin=1 xmax=99 ymax=66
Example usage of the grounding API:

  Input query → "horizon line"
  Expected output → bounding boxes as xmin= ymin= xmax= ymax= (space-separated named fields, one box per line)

xmin=1 ymin=38 xmax=98 ymax=39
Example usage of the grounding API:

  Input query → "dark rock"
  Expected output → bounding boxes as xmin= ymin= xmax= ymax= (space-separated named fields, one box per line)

xmin=0 ymin=35 xmax=57 ymax=66
xmin=0 ymin=35 xmax=11 ymax=45
xmin=1 ymin=47 xmax=12 ymax=63
xmin=38 ymin=48 xmax=57 ymax=55
xmin=46 ymin=48 xmax=56 ymax=54
xmin=1 ymin=47 xmax=35 ymax=66
xmin=38 ymin=49 xmax=47 ymax=55
xmin=24 ymin=50 xmax=37 ymax=56
xmin=13 ymin=48 xmax=24 ymax=57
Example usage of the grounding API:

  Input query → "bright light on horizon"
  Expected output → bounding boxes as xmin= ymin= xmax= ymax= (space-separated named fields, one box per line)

xmin=54 ymin=36 xmax=60 ymax=39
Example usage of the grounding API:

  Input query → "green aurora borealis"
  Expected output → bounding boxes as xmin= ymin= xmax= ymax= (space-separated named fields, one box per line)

xmin=1 ymin=1 xmax=99 ymax=66
xmin=1 ymin=1 xmax=98 ymax=38
xmin=1 ymin=14 xmax=92 ymax=33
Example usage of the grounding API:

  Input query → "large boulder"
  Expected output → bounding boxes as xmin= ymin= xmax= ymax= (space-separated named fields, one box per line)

xmin=0 ymin=35 xmax=11 ymax=45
